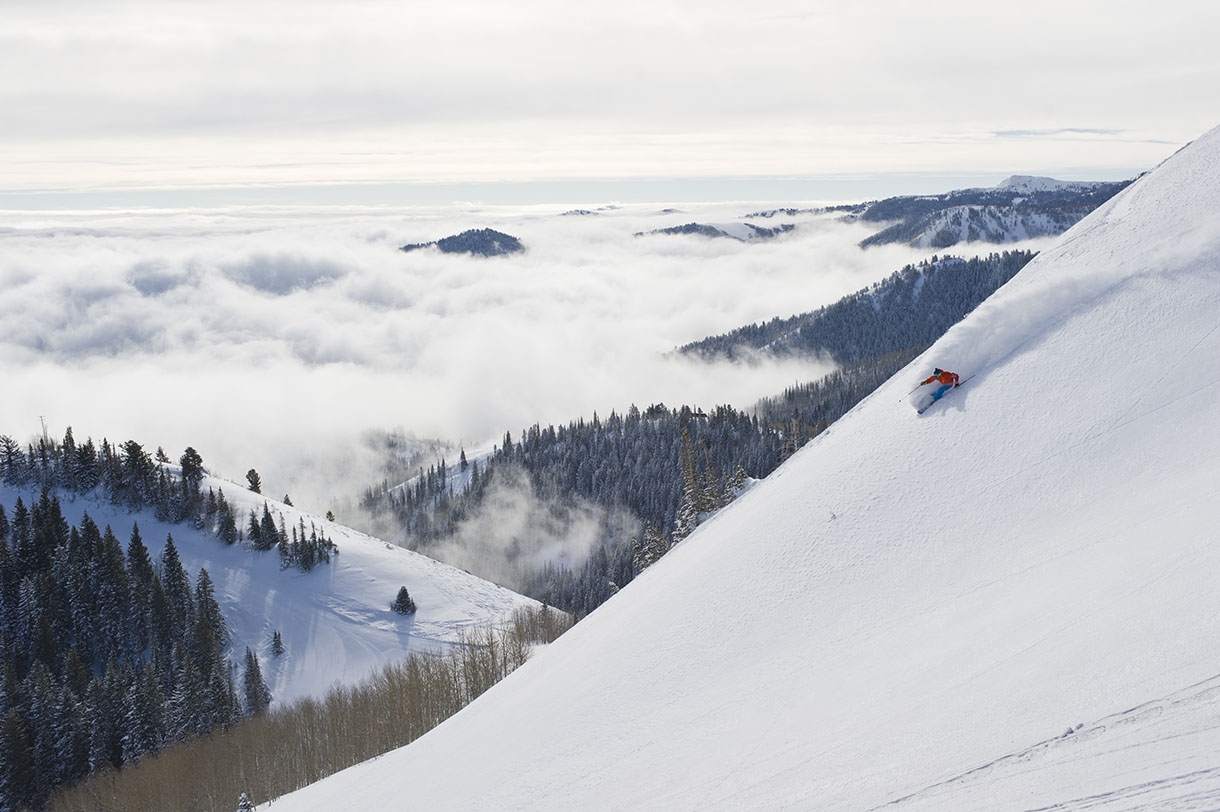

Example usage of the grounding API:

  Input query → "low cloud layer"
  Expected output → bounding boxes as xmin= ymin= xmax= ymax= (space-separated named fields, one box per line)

xmin=0 ymin=202 xmax=930 ymax=508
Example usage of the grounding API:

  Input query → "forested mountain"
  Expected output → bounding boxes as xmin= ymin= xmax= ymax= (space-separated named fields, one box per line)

xmin=850 ymin=177 xmax=1131 ymax=248
xmin=399 ymin=228 xmax=524 ymax=256
xmin=635 ymin=222 xmax=795 ymax=240
xmin=362 ymin=404 xmax=787 ymax=616
xmin=679 ymin=250 xmax=1036 ymax=364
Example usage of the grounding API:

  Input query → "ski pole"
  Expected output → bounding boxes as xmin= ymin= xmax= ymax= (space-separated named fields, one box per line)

xmin=899 ymin=384 xmax=922 ymax=401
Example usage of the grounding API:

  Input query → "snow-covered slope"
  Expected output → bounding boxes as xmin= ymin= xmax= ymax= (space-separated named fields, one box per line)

xmin=0 ymin=478 xmax=533 ymax=706
xmin=995 ymin=173 xmax=1107 ymax=193
xmin=899 ymin=203 xmax=1078 ymax=247
xmin=270 ymin=126 xmax=1220 ymax=811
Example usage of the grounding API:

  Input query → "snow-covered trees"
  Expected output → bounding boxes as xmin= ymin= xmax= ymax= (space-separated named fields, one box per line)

xmin=682 ymin=251 xmax=1037 ymax=365
xmin=391 ymin=586 xmax=417 ymax=614
xmin=0 ymin=491 xmax=245 ymax=810
xmin=243 ymin=648 xmax=272 ymax=716
xmin=632 ymin=524 xmax=670 ymax=571
xmin=361 ymin=404 xmax=784 ymax=616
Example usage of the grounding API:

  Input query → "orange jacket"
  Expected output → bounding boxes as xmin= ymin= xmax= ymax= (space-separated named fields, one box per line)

xmin=922 ymin=369 xmax=959 ymax=386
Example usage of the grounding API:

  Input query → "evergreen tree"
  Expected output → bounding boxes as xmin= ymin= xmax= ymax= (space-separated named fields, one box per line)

xmin=217 ymin=489 xmax=239 ymax=545
xmin=127 ymin=524 xmax=157 ymax=653
xmin=237 ymin=791 xmax=256 ymax=812
xmin=632 ymin=523 xmax=670 ymax=571
xmin=118 ymin=440 xmax=155 ymax=509
xmin=242 ymin=648 xmax=271 ymax=716
xmin=165 ymin=645 xmax=204 ymax=742
xmin=160 ymin=536 xmax=195 ymax=638
xmin=245 ymin=469 xmax=262 ymax=494
xmin=179 ymin=447 xmax=204 ymax=492
xmin=191 ymin=568 xmax=227 ymax=668
xmin=1 ymin=707 xmax=41 ymax=811
xmin=391 ymin=586 xmax=417 ymax=614
xmin=75 ymin=438 xmax=100 ymax=493
xmin=121 ymin=661 xmax=164 ymax=763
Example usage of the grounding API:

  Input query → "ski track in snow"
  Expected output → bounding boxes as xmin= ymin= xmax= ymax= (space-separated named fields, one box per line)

xmin=879 ymin=674 xmax=1220 ymax=811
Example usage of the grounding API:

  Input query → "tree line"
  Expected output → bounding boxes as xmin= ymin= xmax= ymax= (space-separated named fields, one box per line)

xmin=0 ymin=428 xmax=336 ymax=576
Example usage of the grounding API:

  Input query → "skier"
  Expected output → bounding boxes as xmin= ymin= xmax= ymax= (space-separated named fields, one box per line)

xmin=921 ymin=368 xmax=960 ymax=403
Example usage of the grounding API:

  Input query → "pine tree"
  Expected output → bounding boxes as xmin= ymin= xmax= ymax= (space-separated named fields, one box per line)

xmin=242 ymin=648 xmax=271 ymax=716
xmin=165 ymin=645 xmax=204 ymax=742
xmin=122 ymin=661 xmax=164 ymax=763
xmin=1 ymin=707 xmax=41 ymax=811
xmin=160 ymin=536 xmax=195 ymax=637
xmin=632 ymin=523 xmax=670 ymax=571
xmin=271 ymin=630 xmax=285 ymax=656
xmin=119 ymin=439 xmax=155 ymax=509
xmin=245 ymin=469 xmax=262 ymax=494
xmin=237 ymin=791 xmax=256 ymax=812
xmin=217 ymin=490 xmax=239 ymax=545
xmin=391 ymin=586 xmax=417 ymax=614
xmin=191 ymin=569 xmax=227 ymax=668
xmin=127 ymin=524 xmax=156 ymax=653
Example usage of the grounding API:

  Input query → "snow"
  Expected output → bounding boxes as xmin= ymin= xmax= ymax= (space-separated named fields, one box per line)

xmin=0 ymin=477 xmax=534 ymax=706
xmin=270 ymin=125 xmax=1220 ymax=810
xmin=995 ymin=174 xmax=1106 ymax=193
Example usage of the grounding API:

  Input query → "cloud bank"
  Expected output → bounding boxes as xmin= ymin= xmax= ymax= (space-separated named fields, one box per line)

xmin=0 ymin=202 xmax=932 ymax=508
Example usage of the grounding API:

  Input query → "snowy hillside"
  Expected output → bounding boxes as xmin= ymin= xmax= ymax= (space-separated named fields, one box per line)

xmin=995 ymin=173 xmax=1107 ymax=193
xmin=856 ymin=176 xmax=1130 ymax=248
xmin=0 ymin=477 xmax=533 ymax=707
xmin=269 ymin=124 xmax=1220 ymax=812
xmin=891 ymin=203 xmax=1077 ymax=248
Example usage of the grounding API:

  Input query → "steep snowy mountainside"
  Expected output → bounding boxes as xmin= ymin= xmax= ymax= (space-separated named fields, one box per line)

xmin=0 ymin=476 xmax=533 ymax=706
xmin=881 ymin=203 xmax=1073 ymax=248
xmin=269 ymin=124 xmax=1220 ymax=812
xmin=855 ymin=175 xmax=1131 ymax=248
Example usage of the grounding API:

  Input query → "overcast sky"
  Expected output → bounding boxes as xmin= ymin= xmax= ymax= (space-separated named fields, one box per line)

xmin=2 ymin=0 xmax=1215 ymax=205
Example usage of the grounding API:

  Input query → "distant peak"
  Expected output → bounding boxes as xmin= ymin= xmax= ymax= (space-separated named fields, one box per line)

xmin=995 ymin=175 xmax=1098 ymax=193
